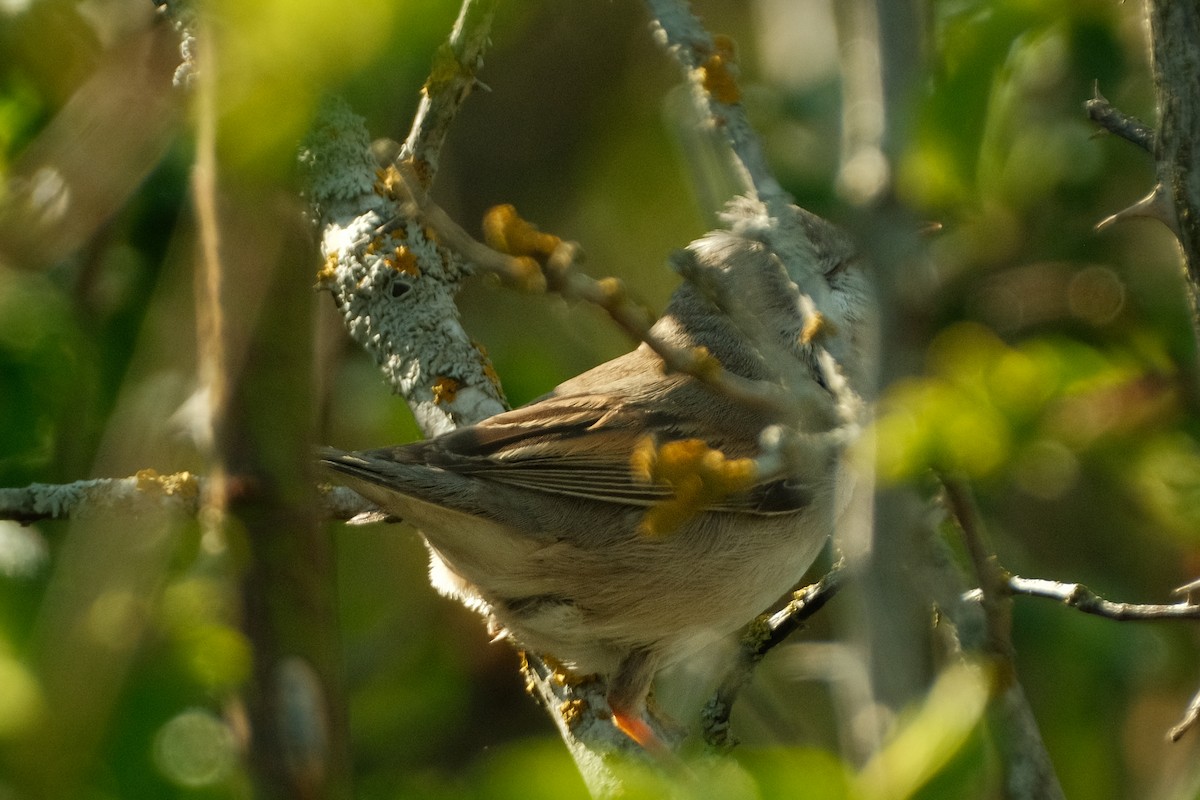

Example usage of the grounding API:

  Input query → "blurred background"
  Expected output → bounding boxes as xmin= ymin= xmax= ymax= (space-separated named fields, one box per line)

xmin=2 ymin=0 xmax=1200 ymax=797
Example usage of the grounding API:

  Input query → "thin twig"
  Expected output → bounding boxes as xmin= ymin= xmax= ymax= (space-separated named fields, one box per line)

xmin=400 ymin=0 xmax=499 ymax=186
xmin=1169 ymin=685 xmax=1200 ymax=741
xmin=988 ymin=576 xmax=1200 ymax=621
xmin=941 ymin=476 xmax=1014 ymax=665
xmin=965 ymin=573 xmax=1200 ymax=744
xmin=702 ymin=563 xmax=844 ymax=748
xmin=941 ymin=476 xmax=1066 ymax=800
xmin=391 ymin=163 xmax=836 ymax=428
xmin=977 ymin=572 xmax=1200 ymax=745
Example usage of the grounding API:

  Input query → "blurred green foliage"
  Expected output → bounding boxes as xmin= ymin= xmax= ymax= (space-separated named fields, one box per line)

xmin=2 ymin=0 xmax=1199 ymax=798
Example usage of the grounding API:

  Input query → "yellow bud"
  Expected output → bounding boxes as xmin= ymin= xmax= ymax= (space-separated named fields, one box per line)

xmin=630 ymin=435 xmax=658 ymax=482
xmin=596 ymin=277 xmax=627 ymax=306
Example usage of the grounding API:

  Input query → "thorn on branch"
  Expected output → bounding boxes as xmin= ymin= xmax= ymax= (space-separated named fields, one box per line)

xmin=1095 ymin=183 xmax=1179 ymax=236
xmin=1171 ymin=577 xmax=1200 ymax=603
xmin=1086 ymin=84 xmax=1155 ymax=153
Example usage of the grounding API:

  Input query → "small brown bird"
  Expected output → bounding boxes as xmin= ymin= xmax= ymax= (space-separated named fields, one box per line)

xmin=322 ymin=198 xmax=870 ymax=748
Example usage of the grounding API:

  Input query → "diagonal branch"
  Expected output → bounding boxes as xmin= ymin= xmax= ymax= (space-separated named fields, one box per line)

xmin=941 ymin=476 xmax=1066 ymax=800
xmin=400 ymin=0 xmax=498 ymax=186
xmin=389 ymin=166 xmax=836 ymax=428
xmin=642 ymin=0 xmax=789 ymax=212
xmin=702 ymin=563 xmax=844 ymax=748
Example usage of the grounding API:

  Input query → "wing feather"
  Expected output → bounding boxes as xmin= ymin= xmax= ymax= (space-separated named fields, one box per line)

xmin=410 ymin=394 xmax=811 ymax=516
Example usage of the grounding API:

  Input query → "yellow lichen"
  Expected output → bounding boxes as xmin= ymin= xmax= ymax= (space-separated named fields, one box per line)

xmin=474 ymin=341 xmax=505 ymax=392
xmin=517 ymin=652 xmax=537 ymax=694
xmin=559 ymin=698 xmax=588 ymax=729
xmin=431 ymin=376 xmax=461 ymax=405
xmin=689 ymin=346 xmax=722 ymax=380
xmin=315 ymin=252 xmax=338 ymax=287
xmin=740 ymin=613 xmax=774 ymax=648
xmin=160 ymin=472 xmax=199 ymax=499
xmin=390 ymin=246 xmax=419 ymax=277
xmin=135 ymin=468 xmax=161 ymax=491
xmin=406 ymin=157 xmax=433 ymax=189
xmin=532 ymin=654 xmax=595 ymax=688
xmin=422 ymin=42 xmax=468 ymax=98
xmin=135 ymin=469 xmax=199 ymax=500
xmin=700 ymin=35 xmax=741 ymax=105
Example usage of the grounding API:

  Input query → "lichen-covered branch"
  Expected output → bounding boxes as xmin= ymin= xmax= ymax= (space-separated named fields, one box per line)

xmin=0 ymin=476 xmax=383 ymax=526
xmin=642 ymin=0 xmax=788 ymax=212
xmin=301 ymin=98 xmax=506 ymax=436
xmin=0 ymin=472 xmax=203 ymax=523
xmin=400 ymin=0 xmax=498 ymax=186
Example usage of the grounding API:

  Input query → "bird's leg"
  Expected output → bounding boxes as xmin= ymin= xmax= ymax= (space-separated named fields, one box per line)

xmin=607 ymin=648 xmax=674 ymax=756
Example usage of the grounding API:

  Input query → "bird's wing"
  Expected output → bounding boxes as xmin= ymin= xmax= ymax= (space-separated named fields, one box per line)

xmin=397 ymin=393 xmax=811 ymax=516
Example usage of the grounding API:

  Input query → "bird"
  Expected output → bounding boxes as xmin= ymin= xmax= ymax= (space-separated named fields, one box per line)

xmin=321 ymin=197 xmax=871 ymax=750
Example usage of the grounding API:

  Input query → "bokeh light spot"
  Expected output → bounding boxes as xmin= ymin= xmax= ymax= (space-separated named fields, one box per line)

xmin=0 ymin=655 xmax=44 ymax=738
xmin=153 ymin=708 xmax=237 ymax=788
xmin=0 ymin=521 xmax=48 ymax=578
xmin=1014 ymin=438 xmax=1079 ymax=499
xmin=1068 ymin=265 xmax=1125 ymax=325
